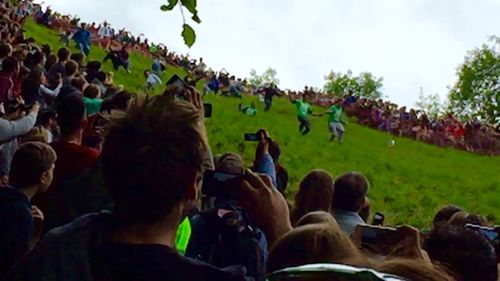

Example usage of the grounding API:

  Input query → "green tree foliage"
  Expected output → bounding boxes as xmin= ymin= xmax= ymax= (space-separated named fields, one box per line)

xmin=248 ymin=68 xmax=280 ymax=88
xmin=324 ymin=70 xmax=383 ymax=99
xmin=160 ymin=0 xmax=200 ymax=47
xmin=415 ymin=91 xmax=443 ymax=118
xmin=448 ymin=36 xmax=500 ymax=125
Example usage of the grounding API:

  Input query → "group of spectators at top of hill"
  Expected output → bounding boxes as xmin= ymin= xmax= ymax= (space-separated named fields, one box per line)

xmin=1 ymin=1 xmax=500 ymax=280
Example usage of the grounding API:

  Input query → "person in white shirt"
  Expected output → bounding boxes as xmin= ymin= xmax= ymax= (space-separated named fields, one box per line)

xmin=98 ymin=22 xmax=112 ymax=49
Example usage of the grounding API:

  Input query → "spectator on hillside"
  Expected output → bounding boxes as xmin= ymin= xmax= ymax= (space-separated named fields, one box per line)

xmin=31 ymin=95 xmax=99 ymax=231
xmin=62 ymin=60 xmax=79 ymax=86
xmin=267 ymin=221 xmax=362 ymax=273
xmin=290 ymin=169 xmax=334 ymax=225
xmin=5 ymin=89 xmax=294 ymax=281
xmin=331 ymin=172 xmax=370 ymax=235
xmin=0 ymin=102 xmax=39 ymax=148
xmin=21 ymin=69 xmax=62 ymax=105
xmin=0 ymin=43 xmax=13 ymax=70
xmin=0 ymin=141 xmax=56 ymax=277
xmin=0 ymin=56 xmax=19 ymax=103
xmin=267 ymin=140 xmax=288 ymax=194
xmin=187 ymin=153 xmax=268 ymax=280
xmin=424 ymin=225 xmax=498 ymax=281
xmin=38 ymin=110 xmax=58 ymax=143
xmin=83 ymin=84 xmax=102 ymax=116
xmin=47 ymin=47 xmax=70 ymax=83
xmin=432 ymin=204 xmax=464 ymax=228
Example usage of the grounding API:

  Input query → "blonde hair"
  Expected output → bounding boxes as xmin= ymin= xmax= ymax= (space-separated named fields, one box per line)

xmin=268 ymin=222 xmax=362 ymax=273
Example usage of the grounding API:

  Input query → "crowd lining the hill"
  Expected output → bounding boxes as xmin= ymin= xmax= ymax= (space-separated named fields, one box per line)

xmin=1 ymin=1 xmax=499 ymax=281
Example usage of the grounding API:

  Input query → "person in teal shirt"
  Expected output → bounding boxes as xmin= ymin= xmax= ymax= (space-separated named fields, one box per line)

xmin=325 ymin=101 xmax=347 ymax=143
xmin=83 ymin=84 xmax=103 ymax=116
xmin=238 ymin=102 xmax=257 ymax=116
xmin=290 ymin=94 xmax=320 ymax=135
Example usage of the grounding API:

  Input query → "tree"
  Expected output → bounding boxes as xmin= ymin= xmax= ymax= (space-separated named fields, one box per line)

xmin=160 ymin=0 xmax=201 ymax=48
xmin=447 ymin=36 xmax=500 ymax=125
xmin=247 ymin=68 xmax=280 ymax=88
xmin=415 ymin=89 xmax=444 ymax=118
xmin=324 ymin=70 xmax=383 ymax=99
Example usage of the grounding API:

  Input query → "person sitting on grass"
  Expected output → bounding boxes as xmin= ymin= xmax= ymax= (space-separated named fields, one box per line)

xmin=238 ymin=102 xmax=257 ymax=116
xmin=144 ymin=70 xmax=162 ymax=90
xmin=0 ymin=141 xmax=56 ymax=277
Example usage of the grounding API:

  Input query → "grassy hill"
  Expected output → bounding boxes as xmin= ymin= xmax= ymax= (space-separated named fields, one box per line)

xmin=23 ymin=18 xmax=500 ymax=228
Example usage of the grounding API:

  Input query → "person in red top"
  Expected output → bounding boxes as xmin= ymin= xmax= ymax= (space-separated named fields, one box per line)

xmin=31 ymin=94 xmax=99 ymax=232
xmin=0 ymin=57 xmax=19 ymax=103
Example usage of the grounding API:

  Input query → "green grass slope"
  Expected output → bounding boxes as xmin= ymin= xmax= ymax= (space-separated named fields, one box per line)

xmin=24 ymin=18 xmax=500 ymax=228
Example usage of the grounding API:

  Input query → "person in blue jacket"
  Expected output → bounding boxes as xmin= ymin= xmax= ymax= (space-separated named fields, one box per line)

xmin=73 ymin=23 xmax=91 ymax=56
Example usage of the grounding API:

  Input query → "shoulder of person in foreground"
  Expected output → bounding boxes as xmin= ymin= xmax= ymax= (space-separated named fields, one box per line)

xmin=5 ymin=212 xmax=108 ymax=281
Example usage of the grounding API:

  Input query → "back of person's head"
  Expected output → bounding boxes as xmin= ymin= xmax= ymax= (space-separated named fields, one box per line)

xmin=45 ymin=54 xmax=57 ymax=70
xmin=95 ymin=71 xmax=106 ymax=82
xmin=0 ymin=43 xmax=12 ymax=58
xmin=292 ymin=169 xmax=334 ymax=224
xmin=432 ymin=204 xmax=464 ymax=228
xmin=57 ymin=95 xmax=85 ymax=137
xmin=9 ymin=141 xmax=57 ymax=191
xmin=86 ymin=60 xmax=102 ymax=72
xmin=447 ymin=211 xmax=489 ymax=227
xmin=295 ymin=211 xmax=338 ymax=227
xmin=84 ymin=84 xmax=100 ymax=99
xmin=267 ymin=222 xmax=362 ymax=273
xmin=376 ymin=258 xmax=455 ymax=281
xmin=1 ymin=56 xmax=18 ymax=73
xmin=101 ymin=94 xmax=207 ymax=226
xmin=38 ymin=110 xmax=57 ymax=127
xmin=332 ymin=172 xmax=369 ymax=212
xmin=70 ymin=53 xmax=84 ymax=66
xmin=216 ymin=152 xmax=244 ymax=174
xmin=57 ymin=47 xmax=71 ymax=62
xmin=112 ymin=90 xmax=131 ymax=111
xmin=424 ymin=225 xmax=498 ymax=281
xmin=65 ymin=59 xmax=79 ymax=77
xmin=71 ymin=77 xmax=87 ymax=92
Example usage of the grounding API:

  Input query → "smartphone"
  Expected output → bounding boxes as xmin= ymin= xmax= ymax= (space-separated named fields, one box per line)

xmin=166 ymin=74 xmax=188 ymax=100
xmin=360 ymin=225 xmax=405 ymax=253
xmin=244 ymin=133 xmax=260 ymax=142
xmin=202 ymin=170 xmax=245 ymax=199
xmin=465 ymin=224 xmax=499 ymax=246
xmin=372 ymin=212 xmax=385 ymax=226
xmin=203 ymin=103 xmax=212 ymax=118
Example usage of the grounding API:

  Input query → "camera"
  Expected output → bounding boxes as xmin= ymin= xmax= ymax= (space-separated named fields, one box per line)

xmin=201 ymin=170 xmax=245 ymax=199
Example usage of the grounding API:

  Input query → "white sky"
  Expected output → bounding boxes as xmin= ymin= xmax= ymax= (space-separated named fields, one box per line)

xmin=38 ymin=0 xmax=499 ymax=107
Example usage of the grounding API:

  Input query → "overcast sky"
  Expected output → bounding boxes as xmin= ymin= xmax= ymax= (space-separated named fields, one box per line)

xmin=38 ymin=0 xmax=499 ymax=106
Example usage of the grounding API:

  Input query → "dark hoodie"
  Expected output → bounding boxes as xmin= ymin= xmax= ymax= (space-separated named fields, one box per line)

xmin=0 ymin=186 xmax=33 ymax=278
xmin=6 ymin=212 xmax=253 ymax=281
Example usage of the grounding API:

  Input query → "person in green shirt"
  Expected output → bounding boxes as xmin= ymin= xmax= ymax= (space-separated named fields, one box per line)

xmin=325 ymin=100 xmax=347 ymax=143
xmin=238 ymin=102 xmax=257 ymax=116
xmin=83 ymin=84 xmax=103 ymax=116
xmin=290 ymin=94 xmax=320 ymax=135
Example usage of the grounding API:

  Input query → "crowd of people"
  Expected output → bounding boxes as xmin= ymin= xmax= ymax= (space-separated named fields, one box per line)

xmin=1 ymin=1 xmax=499 ymax=280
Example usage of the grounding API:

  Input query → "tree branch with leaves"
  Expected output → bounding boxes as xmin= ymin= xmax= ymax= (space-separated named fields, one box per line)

xmin=160 ymin=0 xmax=200 ymax=48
